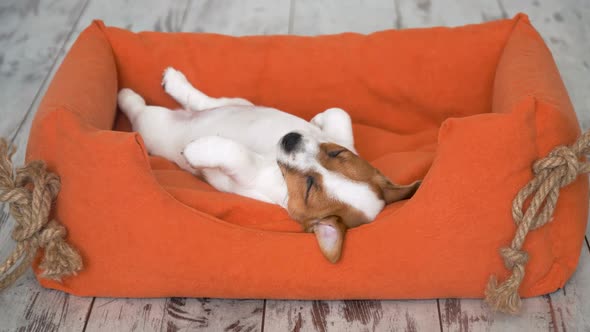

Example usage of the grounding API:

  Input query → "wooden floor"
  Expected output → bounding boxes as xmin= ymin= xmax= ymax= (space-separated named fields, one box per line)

xmin=0 ymin=0 xmax=589 ymax=331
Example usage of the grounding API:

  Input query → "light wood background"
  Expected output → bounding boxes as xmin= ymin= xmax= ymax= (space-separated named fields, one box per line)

xmin=0 ymin=0 xmax=589 ymax=331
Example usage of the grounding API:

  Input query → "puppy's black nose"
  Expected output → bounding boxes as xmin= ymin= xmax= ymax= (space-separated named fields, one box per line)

xmin=281 ymin=132 xmax=302 ymax=153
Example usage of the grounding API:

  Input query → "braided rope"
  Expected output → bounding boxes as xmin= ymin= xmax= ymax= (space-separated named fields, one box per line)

xmin=0 ymin=138 xmax=82 ymax=290
xmin=485 ymin=130 xmax=590 ymax=314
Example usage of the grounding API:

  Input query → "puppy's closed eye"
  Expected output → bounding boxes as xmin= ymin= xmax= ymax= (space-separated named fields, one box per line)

xmin=327 ymin=149 xmax=346 ymax=158
xmin=305 ymin=175 xmax=315 ymax=204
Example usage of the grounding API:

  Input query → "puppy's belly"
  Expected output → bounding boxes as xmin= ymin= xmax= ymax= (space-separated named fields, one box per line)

xmin=129 ymin=106 xmax=194 ymax=171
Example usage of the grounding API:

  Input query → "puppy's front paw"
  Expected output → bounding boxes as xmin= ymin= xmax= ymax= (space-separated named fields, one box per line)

xmin=161 ymin=67 xmax=189 ymax=92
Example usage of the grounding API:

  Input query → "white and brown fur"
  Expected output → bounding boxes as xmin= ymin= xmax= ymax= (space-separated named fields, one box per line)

xmin=117 ymin=67 xmax=420 ymax=263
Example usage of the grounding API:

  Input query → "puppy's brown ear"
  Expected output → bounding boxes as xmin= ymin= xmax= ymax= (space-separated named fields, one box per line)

xmin=309 ymin=216 xmax=346 ymax=263
xmin=381 ymin=179 xmax=422 ymax=204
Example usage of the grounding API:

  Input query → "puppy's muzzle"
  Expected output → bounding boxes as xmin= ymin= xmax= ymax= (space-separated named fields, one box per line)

xmin=280 ymin=132 xmax=302 ymax=153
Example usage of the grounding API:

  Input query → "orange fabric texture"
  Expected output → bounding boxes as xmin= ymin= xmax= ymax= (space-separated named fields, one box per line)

xmin=26 ymin=14 xmax=588 ymax=299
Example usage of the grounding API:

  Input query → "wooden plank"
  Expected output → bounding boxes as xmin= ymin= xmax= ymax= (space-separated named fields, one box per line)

xmin=160 ymin=298 xmax=263 ymax=332
xmin=84 ymin=298 xmax=165 ymax=332
xmin=0 ymin=0 xmax=88 ymax=139
xmin=440 ymin=297 xmax=559 ymax=332
xmin=0 ymin=270 xmax=92 ymax=331
xmin=69 ymin=0 xmax=190 ymax=35
xmin=395 ymin=0 xmax=506 ymax=28
xmin=290 ymin=0 xmax=398 ymax=35
xmin=183 ymin=0 xmax=291 ymax=35
xmin=264 ymin=299 xmax=441 ymax=331
xmin=550 ymin=239 xmax=590 ymax=332
xmin=86 ymin=297 xmax=264 ymax=332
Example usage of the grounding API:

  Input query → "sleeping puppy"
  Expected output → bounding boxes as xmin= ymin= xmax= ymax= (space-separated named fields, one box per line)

xmin=118 ymin=67 xmax=420 ymax=263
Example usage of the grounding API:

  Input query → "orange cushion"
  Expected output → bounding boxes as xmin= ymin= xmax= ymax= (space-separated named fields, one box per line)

xmin=26 ymin=14 xmax=588 ymax=299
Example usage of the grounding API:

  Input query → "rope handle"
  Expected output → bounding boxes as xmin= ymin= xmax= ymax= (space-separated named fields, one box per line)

xmin=0 ymin=138 xmax=82 ymax=290
xmin=485 ymin=130 xmax=590 ymax=314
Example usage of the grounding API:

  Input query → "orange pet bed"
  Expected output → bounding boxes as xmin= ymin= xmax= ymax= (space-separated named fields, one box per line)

xmin=25 ymin=14 xmax=588 ymax=301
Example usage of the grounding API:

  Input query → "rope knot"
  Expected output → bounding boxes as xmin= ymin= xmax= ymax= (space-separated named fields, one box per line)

xmin=499 ymin=247 xmax=529 ymax=269
xmin=0 ymin=138 xmax=82 ymax=289
xmin=37 ymin=221 xmax=67 ymax=247
xmin=37 ymin=221 xmax=82 ymax=281
xmin=533 ymin=146 xmax=580 ymax=185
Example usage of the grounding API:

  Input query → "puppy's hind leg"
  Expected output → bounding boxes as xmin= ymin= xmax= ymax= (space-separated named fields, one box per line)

xmin=162 ymin=67 xmax=253 ymax=111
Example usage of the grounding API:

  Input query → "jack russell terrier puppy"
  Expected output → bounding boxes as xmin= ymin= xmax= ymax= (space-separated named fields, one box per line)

xmin=118 ymin=67 xmax=421 ymax=263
